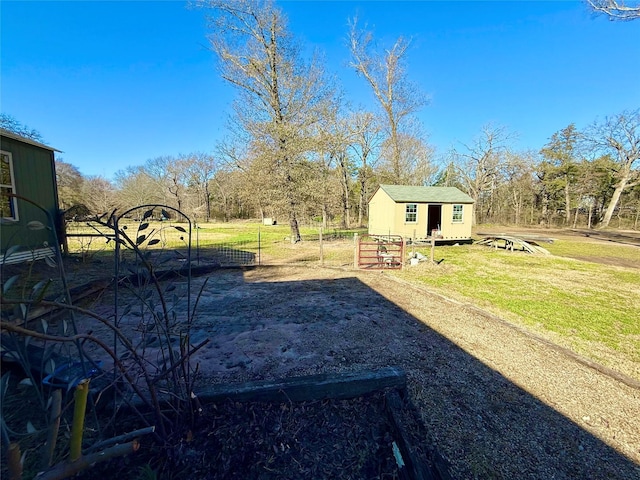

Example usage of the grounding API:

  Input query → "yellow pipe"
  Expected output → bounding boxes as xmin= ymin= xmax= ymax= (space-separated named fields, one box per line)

xmin=69 ymin=379 xmax=90 ymax=462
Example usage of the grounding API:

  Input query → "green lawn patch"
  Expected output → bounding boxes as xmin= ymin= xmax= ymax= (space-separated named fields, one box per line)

xmin=396 ymin=243 xmax=640 ymax=376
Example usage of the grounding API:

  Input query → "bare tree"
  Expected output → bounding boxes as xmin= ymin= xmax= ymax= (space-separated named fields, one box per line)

xmin=200 ymin=0 xmax=334 ymax=242
xmin=502 ymin=151 xmax=537 ymax=225
xmin=83 ymin=176 xmax=117 ymax=215
xmin=587 ymin=0 xmax=640 ymax=20
xmin=182 ymin=153 xmax=218 ymax=221
xmin=210 ymin=168 xmax=246 ymax=222
xmin=166 ymin=160 xmax=189 ymax=212
xmin=55 ymin=159 xmax=85 ymax=210
xmin=452 ymin=124 xmax=514 ymax=224
xmin=347 ymin=110 xmax=383 ymax=226
xmin=0 ymin=113 xmax=44 ymax=142
xmin=313 ymin=105 xmax=356 ymax=229
xmin=583 ymin=109 xmax=640 ymax=228
xmin=378 ymin=127 xmax=436 ymax=185
xmin=216 ymin=137 xmax=280 ymax=222
xmin=348 ymin=17 xmax=429 ymax=184
xmin=113 ymin=166 xmax=164 ymax=212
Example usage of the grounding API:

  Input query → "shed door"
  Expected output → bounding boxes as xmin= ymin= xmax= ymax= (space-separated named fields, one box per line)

xmin=427 ymin=204 xmax=442 ymax=236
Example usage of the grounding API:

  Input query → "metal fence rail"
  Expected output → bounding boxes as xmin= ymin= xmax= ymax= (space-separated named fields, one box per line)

xmin=357 ymin=235 xmax=404 ymax=270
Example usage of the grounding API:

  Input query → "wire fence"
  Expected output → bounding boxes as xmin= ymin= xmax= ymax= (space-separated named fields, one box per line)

xmin=65 ymin=221 xmax=365 ymax=269
xmin=192 ymin=228 xmax=362 ymax=268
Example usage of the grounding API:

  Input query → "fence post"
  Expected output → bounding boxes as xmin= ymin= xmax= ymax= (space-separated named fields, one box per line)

xmin=319 ymin=227 xmax=324 ymax=266
xmin=430 ymin=235 xmax=435 ymax=263
xmin=413 ymin=229 xmax=416 ymax=258
xmin=258 ymin=226 xmax=261 ymax=266
xmin=402 ymin=237 xmax=406 ymax=270
xmin=353 ymin=233 xmax=359 ymax=269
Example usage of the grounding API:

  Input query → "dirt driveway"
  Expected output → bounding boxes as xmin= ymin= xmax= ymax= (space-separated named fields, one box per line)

xmin=175 ymin=265 xmax=640 ymax=479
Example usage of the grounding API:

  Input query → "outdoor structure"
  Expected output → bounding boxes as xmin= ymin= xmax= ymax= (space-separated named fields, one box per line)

xmin=368 ymin=184 xmax=475 ymax=241
xmin=1 ymin=128 xmax=61 ymax=264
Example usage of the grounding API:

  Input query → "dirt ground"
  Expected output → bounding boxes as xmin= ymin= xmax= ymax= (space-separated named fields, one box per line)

xmin=101 ymin=263 xmax=637 ymax=479
xmin=4 ymin=229 xmax=640 ymax=479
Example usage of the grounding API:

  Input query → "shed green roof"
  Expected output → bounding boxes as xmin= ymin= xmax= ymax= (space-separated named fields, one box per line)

xmin=377 ymin=185 xmax=474 ymax=204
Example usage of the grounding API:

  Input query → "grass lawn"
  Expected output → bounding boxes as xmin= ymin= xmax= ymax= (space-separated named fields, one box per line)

xmin=396 ymin=238 xmax=640 ymax=379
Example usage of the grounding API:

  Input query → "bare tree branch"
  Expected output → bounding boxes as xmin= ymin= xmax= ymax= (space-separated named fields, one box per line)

xmin=582 ymin=108 xmax=640 ymax=227
xmin=348 ymin=17 xmax=429 ymax=184
xmin=587 ymin=0 xmax=640 ymax=20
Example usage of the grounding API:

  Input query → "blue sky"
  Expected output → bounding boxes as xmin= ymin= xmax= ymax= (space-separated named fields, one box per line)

xmin=2 ymin=1 xmax=639 ymax=180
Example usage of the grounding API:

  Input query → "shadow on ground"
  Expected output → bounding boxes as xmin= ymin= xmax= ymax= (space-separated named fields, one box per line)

xmin=184 ymin=267 xmax=639 ymax=479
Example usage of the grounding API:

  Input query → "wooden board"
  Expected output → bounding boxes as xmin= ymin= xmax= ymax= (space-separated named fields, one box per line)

xmin=476 ymin=232 xmax=555 ymax=244
xmin=385 ymin=389 xmax=439 ymax=480
xmin=475 ymin=235 xmax=550 ymax=255
xmin=197 ymin=366 xmax=407 ymax=403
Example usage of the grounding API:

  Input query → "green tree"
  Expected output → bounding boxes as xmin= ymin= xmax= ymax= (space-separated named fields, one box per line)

xmin=432 ymin=162 xmax=463 ymax=189
xmin=540 ymin=124 xmax=581 ymax=225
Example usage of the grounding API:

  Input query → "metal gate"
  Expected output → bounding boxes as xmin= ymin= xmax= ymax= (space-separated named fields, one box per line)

xmin=357 ymin=235 xmax=404 ymax=270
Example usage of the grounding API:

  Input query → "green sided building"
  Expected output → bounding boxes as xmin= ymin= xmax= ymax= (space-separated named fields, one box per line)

xmin=1 ymin=128 xmax=62 ymax=264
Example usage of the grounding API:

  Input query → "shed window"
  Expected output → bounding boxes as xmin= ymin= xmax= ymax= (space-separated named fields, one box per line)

xmin=405 ymin=203 xmax=417 ymax=223
xmin=0 ymin=151 xmax=18 ymax=221
xmin=452 ymin=204 xmax=463 ymax=223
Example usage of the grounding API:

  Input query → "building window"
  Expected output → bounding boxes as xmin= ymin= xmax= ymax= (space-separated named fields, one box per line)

xmin=1 ymin=151 xmax=18 ymax=221
xmin=405 ymin=203 xmax=417 ymax=223
xmin=452 ymin=204 xmax=463 ymax=223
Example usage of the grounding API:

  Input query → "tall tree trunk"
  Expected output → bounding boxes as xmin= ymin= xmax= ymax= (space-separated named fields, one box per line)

xmin=338 ymin=153 xmax=350 ymax=229
xmin=513 ymin=190 xmax=521 ymax=225
xmin=390 ymin=121 xmax=402 ymax=183
xmin=541 ymin=191 xmax=549 ymax=226
xmin=601 ymin=178 xmax=627 ymax=228
xmin=322 ymin=203 xmax=328 ymax=229
xmin=214 ymin=179 xmax=229 ymax=222
xmin=564 ymin=177 xmax=571 ymax=225
xmin=204 ymin=183 xmax=212 ymax=221
xmin=285 ymin=177 xmax=301 ymax=243
xmin=289 ymin=209 xmax=301 ymax=243
xmin=357 ymin=163 xmax=368 ymax=227
xmin=358 ymin=188 xmax=364 ymax=227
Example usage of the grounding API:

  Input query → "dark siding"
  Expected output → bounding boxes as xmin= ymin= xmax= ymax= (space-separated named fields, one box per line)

xmin=0 ymin=135 xmax=59 ymax=252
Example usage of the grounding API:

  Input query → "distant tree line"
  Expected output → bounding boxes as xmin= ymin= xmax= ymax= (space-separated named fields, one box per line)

xmin=50 ymin=107 xmax=639 ymax=232
xmin=4 ymin=0 xmax=638 ymax=234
